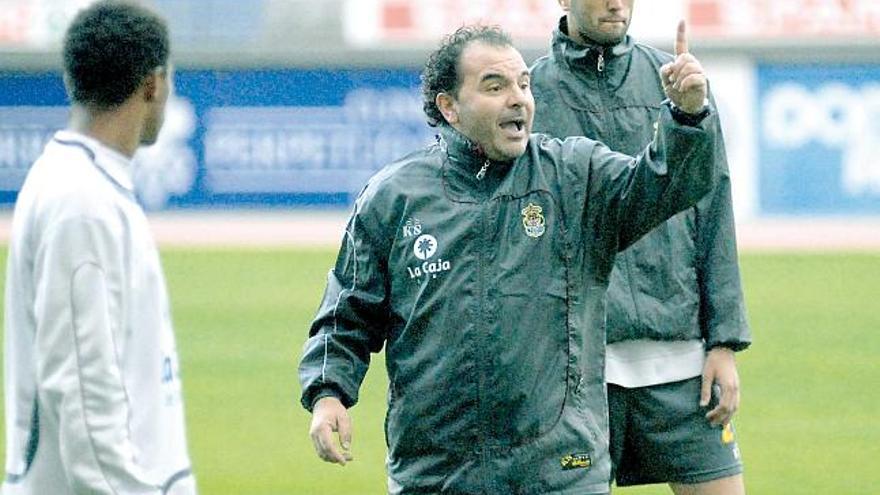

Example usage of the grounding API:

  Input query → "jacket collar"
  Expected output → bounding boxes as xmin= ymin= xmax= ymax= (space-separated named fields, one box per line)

xmin=437 ymin=124 xmax=516 ymax=201
xmin=438 ymin=124 xmax=487 ymax=169
xmin=552 ymin=15 xmax=634 ymax=71
xmin=52 ymin=130 xmax=135 ymax=193
xmin=437 ymin=124 xmax=514 ymax=174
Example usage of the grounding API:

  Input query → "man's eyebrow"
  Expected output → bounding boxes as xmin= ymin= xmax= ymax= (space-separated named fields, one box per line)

xmin=479 ymin=72 xmax=507 ymax=84
xmin=478 ymin=69 xmax=530 ymax=84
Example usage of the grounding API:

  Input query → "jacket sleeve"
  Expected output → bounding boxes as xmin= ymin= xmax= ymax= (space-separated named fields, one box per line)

xmin=695 ymin=100 xmax=752 ymax=351
xmin=587 ymin=104 xmax=717 ymax=253
xmin=34 ymin=217 xmax=161 ymax=494
xmin=298 ymin=199 xmax=389 ymax=412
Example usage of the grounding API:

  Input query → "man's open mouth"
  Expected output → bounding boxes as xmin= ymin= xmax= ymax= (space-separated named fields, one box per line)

xmin=500 ymin=118 xmax=525 ymax=134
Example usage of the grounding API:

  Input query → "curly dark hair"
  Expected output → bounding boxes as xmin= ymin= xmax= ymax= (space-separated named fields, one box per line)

xmin=421 ymin=25 xmax=514 ymax=127
xmin=63 ymin=0 xmax=170 ymax=109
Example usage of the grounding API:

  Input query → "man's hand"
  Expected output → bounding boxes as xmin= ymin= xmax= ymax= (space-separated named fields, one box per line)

xmin=660 ymin=20 xmax=708 ymax=114
xmin=309 ymin=397 xmax=354 ymax=465
xmin=700 ymin=347 xmax=741 ymax=426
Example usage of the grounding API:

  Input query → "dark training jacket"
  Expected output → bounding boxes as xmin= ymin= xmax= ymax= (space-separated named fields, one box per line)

xmin=531 ymin=19 xmax=751 ymax=350
xmin=299 ymin=107 xmax=716 ymax=494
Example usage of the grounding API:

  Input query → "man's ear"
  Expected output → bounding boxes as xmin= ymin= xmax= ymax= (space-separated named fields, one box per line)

xmin=141 ymin=68 xmax=166 ymax=103
xmin=141 ymin=73 xmax=158 ymax=103
xmin=558 ymin=0 xmax=570 ymax=11
xmin=436 ymin=92 xmax=458 ymax=125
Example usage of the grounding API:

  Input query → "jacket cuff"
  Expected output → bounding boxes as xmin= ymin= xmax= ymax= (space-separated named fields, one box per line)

xmin=706 ymin=340 xmax=751 ymax=353
xmin=666 ymin=99 xmax=711 ymax=127
xmin=302 ymin=385 xmax=345 ymax=413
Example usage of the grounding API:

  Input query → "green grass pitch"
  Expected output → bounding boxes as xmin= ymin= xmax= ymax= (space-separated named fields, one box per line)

xmin=1 ymin=248 xmax=878 ymax=494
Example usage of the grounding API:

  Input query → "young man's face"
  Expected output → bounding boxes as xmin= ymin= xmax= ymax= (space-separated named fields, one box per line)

xmin=439 ymin=41 xmax=534 ymax=162
xmin=561 ymin=0 xmax=635 ymax=46
xmin=141 ymin=65 xmax=171 ymax=146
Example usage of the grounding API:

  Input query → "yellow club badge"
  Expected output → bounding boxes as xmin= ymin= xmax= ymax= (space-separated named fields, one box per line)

xmin=521 ymin=202 xmax=546 ymax=238
xmin=560 ymin=453 xmax=592 ymax=470
xmin=722 ymin=423 xmax=736 ymax=444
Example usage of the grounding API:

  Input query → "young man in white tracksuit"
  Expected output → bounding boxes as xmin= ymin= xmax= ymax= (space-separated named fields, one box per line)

xmin=3 ymin=2 xmax=196 ymax=493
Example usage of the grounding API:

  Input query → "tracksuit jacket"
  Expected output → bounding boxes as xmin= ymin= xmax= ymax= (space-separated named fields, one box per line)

xmin=3 ymin=131 xmax=196 ymax=494
xmin=299 ymin=107 xmax=717 ymax=494
xmin=531 ymin=19 xmax=751 ymax=350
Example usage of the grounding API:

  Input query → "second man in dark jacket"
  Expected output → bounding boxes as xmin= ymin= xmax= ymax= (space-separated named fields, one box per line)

xmin=531 ymin=1 xmax=751 ymax=494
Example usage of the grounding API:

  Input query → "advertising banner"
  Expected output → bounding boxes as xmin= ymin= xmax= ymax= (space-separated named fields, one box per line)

xmin=758 ymin=64 xmax=880 ymax=215
xmin=0 ymin=69 xmax=435 ymax=209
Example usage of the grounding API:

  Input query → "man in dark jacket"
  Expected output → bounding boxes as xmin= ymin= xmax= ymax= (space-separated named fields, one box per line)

xmin=531 ymin=2 xmax=751 ymax=494
xmin=300 ymin=23 xmax=716 ymax=494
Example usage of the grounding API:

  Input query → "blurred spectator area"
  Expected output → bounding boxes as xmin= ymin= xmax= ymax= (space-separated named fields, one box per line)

xmin=3 ymin=0 xmax=880 ymax=71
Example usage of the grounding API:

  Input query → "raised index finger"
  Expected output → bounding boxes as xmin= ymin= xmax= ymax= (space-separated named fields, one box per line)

xmin=675 ymin=19 xmax=689 ymax=56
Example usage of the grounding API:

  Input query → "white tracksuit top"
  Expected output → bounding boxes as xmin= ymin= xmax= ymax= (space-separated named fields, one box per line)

xmin=3 ymin=131 xmax=196 ymax=494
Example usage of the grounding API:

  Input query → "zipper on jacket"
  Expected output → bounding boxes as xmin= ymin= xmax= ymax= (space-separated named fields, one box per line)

xmin=474 ymin=197 xmax=490 ymax=452
xmin=596 ymin=48 xmax=605 ymax=73
xmin=475 ymin=160 xmax=490 ymax=180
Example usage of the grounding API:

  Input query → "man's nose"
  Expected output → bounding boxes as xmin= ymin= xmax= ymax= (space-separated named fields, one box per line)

xmin=509 ymin=86 xmax=527 ymax=107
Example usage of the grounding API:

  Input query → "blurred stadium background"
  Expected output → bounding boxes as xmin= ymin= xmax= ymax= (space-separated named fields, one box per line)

xmin=1 ymin=0 xmax=879 ymax=493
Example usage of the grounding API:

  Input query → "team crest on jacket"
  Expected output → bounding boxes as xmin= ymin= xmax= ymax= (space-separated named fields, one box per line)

xmin=521 ymin=203 xmax=546 ymax=238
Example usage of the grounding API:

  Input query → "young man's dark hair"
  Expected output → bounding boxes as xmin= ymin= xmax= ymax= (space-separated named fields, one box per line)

xmin=63 ymin=0 xmax=170 ymax=109
xmin=420 ymin=24 xmax=513 ymax=127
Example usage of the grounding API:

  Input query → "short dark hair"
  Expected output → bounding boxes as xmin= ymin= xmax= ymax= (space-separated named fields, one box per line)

xmin=421 ymin=25 xmax=514 ymax=127
xmin=63 ymin=0 xmax=170 ymax=108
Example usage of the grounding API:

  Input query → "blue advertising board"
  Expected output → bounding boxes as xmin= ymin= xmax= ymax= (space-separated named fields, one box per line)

xmin=758 ymin=64 xmax=880 ymax=216
xmin=0 ymin=69 xmax=435 ymax=209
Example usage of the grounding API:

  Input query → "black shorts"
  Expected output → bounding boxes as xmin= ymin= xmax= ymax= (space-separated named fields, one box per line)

xmin=608 ymin=376 xmax=743 ymax=487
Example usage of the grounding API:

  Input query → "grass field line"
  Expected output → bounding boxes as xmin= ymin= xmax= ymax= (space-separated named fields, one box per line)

xmin=0 ymin=210 xmax=878 ymax=251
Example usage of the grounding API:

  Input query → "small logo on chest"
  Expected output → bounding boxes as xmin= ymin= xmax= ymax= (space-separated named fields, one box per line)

xmin=407 ymin=233 xmax=452 ymax=280
xmin=521 ymin=202 xmax=546 ymax=238
xmin=402 ymin=218 xmax=423 ymax=238
xmin=413 ymin=234 xmax=438 ymax=260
